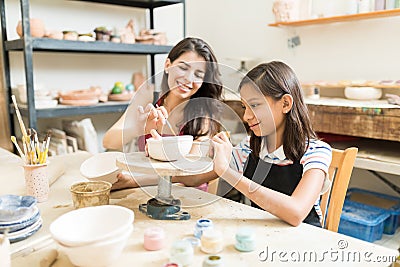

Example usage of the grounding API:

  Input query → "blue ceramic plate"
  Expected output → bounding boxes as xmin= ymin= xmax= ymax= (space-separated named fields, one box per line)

xmin=0 ymin=206 xmax=40 ymax=232
xmin=8 ymin=217 xmax=42 ymax=243
xmin=0 ymin=195 xmax=37 ymax=222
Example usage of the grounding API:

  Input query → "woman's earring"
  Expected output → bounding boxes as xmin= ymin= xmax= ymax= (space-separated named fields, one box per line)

xmin=165 ymin=70 xmax=169 ymax=74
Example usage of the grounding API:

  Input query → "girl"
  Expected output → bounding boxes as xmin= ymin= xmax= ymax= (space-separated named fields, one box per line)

xmin=103 ymin=37 xmax=223 ymax=190
xmin=212 ymin=61 xmax=332 ymax=227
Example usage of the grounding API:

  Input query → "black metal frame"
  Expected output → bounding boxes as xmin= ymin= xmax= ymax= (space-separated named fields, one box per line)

xmin=1 ymin=0 xmax=185 ymax=134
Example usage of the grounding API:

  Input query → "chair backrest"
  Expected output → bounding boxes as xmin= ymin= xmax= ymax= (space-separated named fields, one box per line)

xmin=320 ymin=147 xmax=358 ymax=232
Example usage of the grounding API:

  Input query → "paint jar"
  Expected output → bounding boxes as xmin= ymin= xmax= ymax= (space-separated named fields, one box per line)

xmin=194 ymin=218 xmax=213 ymax=239
xmin=70 ymin=181 xmax=111 ymax=209
xmin=200 ymin=229 xmax=223 ymax=254
xmin=170 ymin=240 xmax=194 ymax=266
xmin=182 ymin=237 xmax=201 ymax=248
xmin=234 ymin=227 xmax=256 ymax=252
xmin=202 ymin=255 xmax=224 ymax=267
xmin=144 ymin=227 xmax=165 ymax=251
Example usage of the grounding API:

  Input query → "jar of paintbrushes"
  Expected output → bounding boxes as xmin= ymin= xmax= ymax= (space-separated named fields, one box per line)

xmin=11 ymin=95 xmax=52 ymax=202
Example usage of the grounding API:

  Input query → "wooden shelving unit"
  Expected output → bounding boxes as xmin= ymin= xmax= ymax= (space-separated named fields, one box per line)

xmin=268 ymin=9 xmax=400 ymax=27
xmin=302 ymin=81 xmax=400 ymax=89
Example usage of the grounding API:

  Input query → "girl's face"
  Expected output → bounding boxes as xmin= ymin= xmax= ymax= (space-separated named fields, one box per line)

xmin=240 ymin=84 xmax=286 ymax=137
xmin=165 ymin=51 xmax=206 ymax=100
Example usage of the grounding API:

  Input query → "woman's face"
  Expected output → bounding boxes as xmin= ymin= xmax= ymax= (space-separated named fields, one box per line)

xmin=240 ymin=84 xmax=285 ymax=137
xmin=165 ymin=51 xmax=206 ymax=100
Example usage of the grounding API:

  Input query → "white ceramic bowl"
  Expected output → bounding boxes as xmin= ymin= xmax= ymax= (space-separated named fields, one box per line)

xmin=80 ymin=152 xmax=123 ymax=184
xmin=50 ymin=205 xmax=134 ymax=247
xmin=147 ymin=135 xmax=193 ymax=161
xmin=59 ymin=225 xmax=133 ymax=267
xmin=344 ymin=87 xmax=382 ymax=100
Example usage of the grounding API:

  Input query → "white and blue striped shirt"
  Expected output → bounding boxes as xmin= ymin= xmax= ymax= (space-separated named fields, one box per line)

xmin=231 ymin=137 xmax=332 ymax=221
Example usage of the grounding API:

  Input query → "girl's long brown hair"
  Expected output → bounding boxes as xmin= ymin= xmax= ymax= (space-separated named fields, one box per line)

xmin=160 ymin=37 xmax=223 ymax=139
xmin=239 ymin=61 xmax=316 ymax=161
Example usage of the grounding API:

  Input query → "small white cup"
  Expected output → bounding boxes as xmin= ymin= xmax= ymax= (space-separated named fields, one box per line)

xmin=0 ymin=234 xmax=11 ymax=267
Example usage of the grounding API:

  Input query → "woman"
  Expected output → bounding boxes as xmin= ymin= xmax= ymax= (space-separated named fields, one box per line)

xmin=103 ymin=37 xmax=223 ymax=190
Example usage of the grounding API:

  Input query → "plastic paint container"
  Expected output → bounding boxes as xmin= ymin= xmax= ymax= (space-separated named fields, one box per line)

xmin=182 ymin=236 xmax=201 ymax=248
xmin=170 ymin=240 xmax=194 ymax=266
xmin=194 ymin=218 xmax=213 ymax=239
xmin=202 ymin=255 xmax=224 ymax=267
xmin=144 ymin=227 xmax=165 ymax=251
xmin=234 ymin=227 xmax=255 ymax=252
xmin=200 ymin=229 xmax=223 ymax=254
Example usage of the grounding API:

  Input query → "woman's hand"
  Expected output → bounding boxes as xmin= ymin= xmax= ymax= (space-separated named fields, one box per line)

xmin=145 ymin=129 xmax=162 ymax=157
xmin=212 ymin=132 xmax=233 ymax=177
xmin=111 ymin=172 xmax=138 ymax=191
xmin=140 ymin=103 xmax=168 ymax=135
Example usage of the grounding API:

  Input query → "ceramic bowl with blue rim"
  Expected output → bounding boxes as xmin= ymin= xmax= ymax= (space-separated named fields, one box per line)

xmin=0 ymin=195 xmax=37 ymax=222
xmin=8 ymin=218 xmax=43 ymax=243
xmin=0 ymin=206 xmax=40 ymax=233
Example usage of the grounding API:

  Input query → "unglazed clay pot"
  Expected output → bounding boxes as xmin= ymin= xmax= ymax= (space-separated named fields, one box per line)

xmin=16 ymin=18 xmax=45 ymax=38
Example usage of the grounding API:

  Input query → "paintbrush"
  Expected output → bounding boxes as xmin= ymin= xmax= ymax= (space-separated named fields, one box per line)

xmin=11 ymin=95 xmax=28 ymax=141
xmin=10 ymin=136 xmax=26 ymax=161
xmin=155 ymin=104 xmax=177 ymax=136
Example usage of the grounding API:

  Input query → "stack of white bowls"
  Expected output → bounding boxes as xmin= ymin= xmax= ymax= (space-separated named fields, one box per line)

xmin=50 ymin=205 xmax=134 ymax=267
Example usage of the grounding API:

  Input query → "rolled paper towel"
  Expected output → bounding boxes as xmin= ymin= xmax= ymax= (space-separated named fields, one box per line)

xmin=47 ymin=160 xmax=66 ymax=186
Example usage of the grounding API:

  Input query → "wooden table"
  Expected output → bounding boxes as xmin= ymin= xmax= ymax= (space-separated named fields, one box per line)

xmin=0 ymin=148 xmax=398 ymax=266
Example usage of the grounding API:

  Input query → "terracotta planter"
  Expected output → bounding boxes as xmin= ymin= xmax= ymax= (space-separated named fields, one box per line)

xmin=16 ymin=18 xmax=45 ymax=38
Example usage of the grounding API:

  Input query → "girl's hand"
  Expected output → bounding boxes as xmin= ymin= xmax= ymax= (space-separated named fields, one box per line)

xmin=140 ymin=103 xmax=168 ymax=134
xmin=212 ymin=132 xmax=233 ymax=177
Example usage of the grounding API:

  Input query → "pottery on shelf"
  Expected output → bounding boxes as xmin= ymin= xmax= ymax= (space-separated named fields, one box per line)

xmin=16 ymin=18 xmax=45 ymax=38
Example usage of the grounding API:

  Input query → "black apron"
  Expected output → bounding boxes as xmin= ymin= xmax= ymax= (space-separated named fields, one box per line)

xmin=243 ymin=153 xmax=321 ymax=227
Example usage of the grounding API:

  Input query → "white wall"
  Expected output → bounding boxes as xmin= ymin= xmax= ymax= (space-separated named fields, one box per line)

xmin=185 ymin=0 xmax=400 ymax=82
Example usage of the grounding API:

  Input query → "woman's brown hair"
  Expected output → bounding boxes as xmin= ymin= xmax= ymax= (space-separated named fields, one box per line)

xmin=239 ymin=61 xmax=316 ymax=161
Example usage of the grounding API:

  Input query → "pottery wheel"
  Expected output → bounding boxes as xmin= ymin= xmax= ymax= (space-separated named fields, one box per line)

xmin=116 ymin=152 xmax=213 ymax=220
xmin=116 ymin=152 xmax=213 ymax=177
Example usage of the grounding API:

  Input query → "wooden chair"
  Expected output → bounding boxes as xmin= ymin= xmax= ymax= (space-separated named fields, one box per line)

xmin=320 ymin=147 xmax=358 ymax=232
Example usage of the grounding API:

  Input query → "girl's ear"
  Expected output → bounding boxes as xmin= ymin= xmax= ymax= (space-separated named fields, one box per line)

xmin=164 ymin=58 xmax=171 ymax=73
xmin=281 ymin=94 xmax=293 ymax=114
